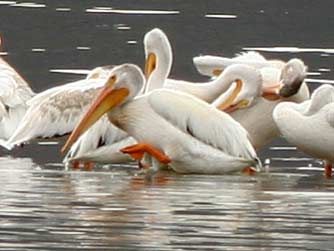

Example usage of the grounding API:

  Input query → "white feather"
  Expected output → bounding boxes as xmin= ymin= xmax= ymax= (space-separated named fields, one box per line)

xmin=148 ymin=89 xmax=257 ymax=161
xmin=6 ymin=77 xmax=106 ymax=148
xmin=0 ymin=57 xmax=35 ymax=140
xmin=64 ymin=115 xmax=132 ymax=164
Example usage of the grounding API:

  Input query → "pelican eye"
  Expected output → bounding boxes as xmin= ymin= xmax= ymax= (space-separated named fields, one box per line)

xmin=107 ymin=75 xmax=117 ymax=86
xmin=110 ymin=75 xmax=117 ymax=82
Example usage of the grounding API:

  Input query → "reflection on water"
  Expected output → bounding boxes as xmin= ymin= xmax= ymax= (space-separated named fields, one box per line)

xmin=55 ymin=8 xmax=71 ymax=12
xmin=243 ymin=47 xmax=334 ymax=54
xmin=306 ymin=78 xmax=334 ymax=84
xmin=205 ymin=14 xmax=237 ymax=19
xmin=86 ymin=8 xmax=180 ymax=15
xmin=49 ymin=69 xmax=91 ymax=75
xmin=1 ymin=157 xmax=334 ymax=250
xmin=10 ymin=2 xmax=46 ymax=8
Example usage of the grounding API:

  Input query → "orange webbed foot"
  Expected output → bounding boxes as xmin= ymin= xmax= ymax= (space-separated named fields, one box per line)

xmin=121 ymin=143 xmax=171 ymax=164
xmin=84 ymin=161 xmax=94 ymax=170
xmin=324 ymin=161 xmax=332 ymax=178
xmin=72 ymin=160 xmax=81 ymax=169
xmin=242 ymin=167 xmax=256 ymax=175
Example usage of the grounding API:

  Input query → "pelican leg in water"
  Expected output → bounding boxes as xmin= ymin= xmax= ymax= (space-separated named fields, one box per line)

xmin=121 ymin=143 xmax=171 ymax=164
xmin=62 ymin=64 xmax=261 ymax=174
xmin=273 ymin=84 xmax=334 ymax=178
xmin=324 ymin=160 xmax=332 ymax=178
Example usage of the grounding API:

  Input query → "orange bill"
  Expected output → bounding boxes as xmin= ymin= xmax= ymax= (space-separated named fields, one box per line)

xmin=217 ymin=79 xmax=242 ymax=112
xmin=61 ymin=80 xmax=129 ymax=154
xmin=144 ymin=52 xmax=156 ymax=79
xmin=262 ymin=83 xmax=282 ymax=100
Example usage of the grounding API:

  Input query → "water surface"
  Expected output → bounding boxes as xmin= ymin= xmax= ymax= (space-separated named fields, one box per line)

xmin=1 ymin=1 xmax=334 ymax=250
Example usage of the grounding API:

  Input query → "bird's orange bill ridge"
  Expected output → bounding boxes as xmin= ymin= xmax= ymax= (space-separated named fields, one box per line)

xmin=145 ymin=52 xmax=157 ymax=79
xmin=216 ymin=79 xmax=244 ymax=112
xmin=61 ymin=76 xmax=129 ymax=153
xmin=121 ymin=143 xmax=171 ymax=164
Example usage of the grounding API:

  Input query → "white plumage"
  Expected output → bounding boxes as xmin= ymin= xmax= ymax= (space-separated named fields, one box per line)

xmin=117 ymin=89 xmax=260 ymax=174
xmin=64 ymin=64 xmax=261 ymax=174
xmin=273 ymin=84 xmax=334 ymax=176
xmin=193 ymin=51 xmax=285 ymax=77
xmin=193 ymin=53 xmax=310 ymax=148
xmin=0 ymin=56 xmax=35 ymax=140
xmin=2 ymin=66 xmax=114 ymax=149
xmin=64 ymin=28 xmax=265 ymax=166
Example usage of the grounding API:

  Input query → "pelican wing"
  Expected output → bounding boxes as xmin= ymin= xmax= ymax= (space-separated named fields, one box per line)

xmin=64 ymin=115 xmax=129 ymax=162
xmin=193 ymin=54 xmax=272 ymax=77
xmin=0 ymin=58 xmax=34 ymax=107
xmin=326 ymin=104 xmax=334 ymax=128
xmin=28 ymin=66 xmax=112 ymax=107
xmin=148 ymin=89 xmax=257 ymax=160
xmin=234 ymin=51 xmax=266 ymax=62
xmin=0 ymin=100 xmax=7 ymax=119
xmin=6 ymin=78 xmax=106 ymax=148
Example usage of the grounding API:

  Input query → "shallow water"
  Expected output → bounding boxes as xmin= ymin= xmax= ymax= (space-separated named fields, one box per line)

xmin=1 ymin=1 xmax=334 ymax=250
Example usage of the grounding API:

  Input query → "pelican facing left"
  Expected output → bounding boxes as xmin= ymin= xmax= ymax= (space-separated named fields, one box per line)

xmin=62 ymin=64 xmax=261 ymax=174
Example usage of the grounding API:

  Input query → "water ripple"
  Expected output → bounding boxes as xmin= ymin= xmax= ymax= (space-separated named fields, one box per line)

xmin=86 ymin=8 xmax=180 ymax=15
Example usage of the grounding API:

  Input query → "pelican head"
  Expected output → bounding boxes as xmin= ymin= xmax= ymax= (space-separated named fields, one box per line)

xmin=144 ymin=28 xmax=172 ymax=91
xmin=61 ymin=64 xmax=145 ymax=153
xmin=86 ymin=65 xmax=115 ymax=80
xmin=279 ymin=58 xmax=307 ymax=98
xmin=213 ymin=64 xmax=262 ymax=113
xmin=193 ymin=54 xmax=273 ymax=78
xmin=193 ymin=55 xmax=228 ymax=77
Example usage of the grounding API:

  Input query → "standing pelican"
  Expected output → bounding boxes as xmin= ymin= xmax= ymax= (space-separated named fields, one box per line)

xmin=1 ymin=65 xmax=114 ymax=149
xmin=273 ymin=84 xmax=334 ymax=177
xmin=0 ymin=37 xmax=35 ymax=140
xmin=62 ymin=64 xmax=261 ymax=174
xmin=64 ymin=28 xmax=278 ymax=167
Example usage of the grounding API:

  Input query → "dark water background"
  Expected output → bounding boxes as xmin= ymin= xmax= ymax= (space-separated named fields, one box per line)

xmin=1 ymin=1 xmax=334 ymax=250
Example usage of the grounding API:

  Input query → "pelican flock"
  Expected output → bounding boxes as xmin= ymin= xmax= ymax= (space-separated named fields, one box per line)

xmin=62 ymin=64 xmax=261 ymax=174
xmin=0 ymin=27 xmax=332 ymax=177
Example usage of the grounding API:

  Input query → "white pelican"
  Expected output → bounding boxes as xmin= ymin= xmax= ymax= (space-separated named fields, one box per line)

xmin=273 ymin=84 xmax=334 ymax=177
xmin=0 ymin=38 xmax=35 ymax=140
xmin=64 ymin=62 xmax=264 ymax=167
xmin=193 ymin=53 xmax=310 ymax=148
xmin=228 ymin=59 xmax=309 ymax=149
xmin=64 ymin=28 xmax=276 ymax=167
xmin=2 ymin=65 xmax=114 ymax=150
xmin=62 ymin=64 xmax=261 ymax=174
